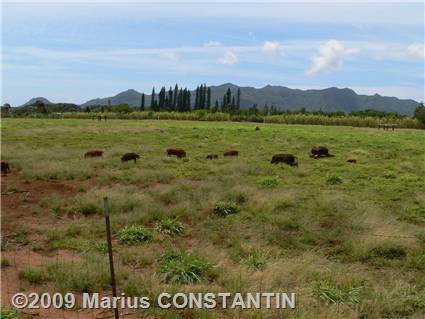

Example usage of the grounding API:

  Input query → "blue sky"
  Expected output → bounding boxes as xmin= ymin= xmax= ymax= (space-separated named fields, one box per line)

xmin=2 ymin=2 xmax=424 ymax=105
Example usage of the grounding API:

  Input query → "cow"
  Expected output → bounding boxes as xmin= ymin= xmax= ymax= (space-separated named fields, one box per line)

xmin=255 ymin=126 xmax=261 ymax=131
xmin=206 ymin=154 xmax=219 ymax=160
xmin=1 ymin=161 xmax=10 ymax=175
xmin=224 ymin=150 xmax=239 ymax=157
xmin=166 ymin=148 xmax=186 ymax=158
xmin=121 ymin=152 xmax=140 ymax=163
xmin=271 ymin=154 xmax=298 ymax=167
xmin=347 ymin=159 xmax=357 ymax=164
xmin=310 ymin=146 xmax=334 ymax=159
xmin=84 ymin=150 xmax=104 ymax=158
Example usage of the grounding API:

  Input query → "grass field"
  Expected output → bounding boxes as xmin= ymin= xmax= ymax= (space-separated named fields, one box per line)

xmin=1 ymin=118 xmax=425 ymax=318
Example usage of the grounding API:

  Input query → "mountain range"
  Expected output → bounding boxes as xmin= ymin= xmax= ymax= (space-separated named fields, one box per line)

xmin=21 ymin=84 xmax=421 ymax=115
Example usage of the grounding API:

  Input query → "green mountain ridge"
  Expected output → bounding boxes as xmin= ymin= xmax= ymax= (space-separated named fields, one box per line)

xmin=21 ymin=84 xmax=420 ymax=115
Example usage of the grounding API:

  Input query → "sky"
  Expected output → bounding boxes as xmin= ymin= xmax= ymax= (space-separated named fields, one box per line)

xmin=1 ymin=1 xmax=424 ymax=106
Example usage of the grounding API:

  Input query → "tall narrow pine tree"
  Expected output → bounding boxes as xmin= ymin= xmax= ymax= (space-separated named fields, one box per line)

xmin=140 ymin=93 xmax=145 ymax=111
xmin=206 ymin=87 xmax=211 ymax=109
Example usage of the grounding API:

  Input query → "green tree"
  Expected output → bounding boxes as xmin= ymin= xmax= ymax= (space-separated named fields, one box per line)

xmin=236 ymin=88 xmax=241 ymax=110
xmin=140 ymin=93 xmax=145 ymax=111
xmin=226 ymin=88 xmax=232 ymax=106
xmin=173 ymin=84 xmax=178 ymax=110
xmin=206 ymin=87 xmax=211 ymax=110
xmin=158 ymin=87 xmax=166 ymax=110
xmin=35 ymin=100 xmax=48 ymax=114
xmin=413 ymin=102 xmax=425 ymax=125
xmin=195 ymin=86 xmax=200 ymax=109
xmin=151 ymin=87 xmax=156 ymax=110
xmin=167 ymin=87 xmax=173 ymax=110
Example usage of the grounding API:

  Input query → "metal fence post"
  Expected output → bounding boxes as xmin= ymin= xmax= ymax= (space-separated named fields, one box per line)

xmin=103 ymin=197 xmax=119 ymax=319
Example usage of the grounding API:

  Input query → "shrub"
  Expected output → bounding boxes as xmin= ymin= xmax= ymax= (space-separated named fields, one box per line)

xmin=77 ymin=201 xmax=100 ymax=216
xmin=368 ymin=244 xmax=407 ymax=259
xmin=1 ymin=259 xmax=11 ymax=268
xmin=0 ymin=308 xmax=20 ymax=319
xmin=326 ymin=174 xmax=343 ymax=185
xmin=118 ymin=225 xmax=153 ymax=245
xmin=19 ymin=267 xmax=46 ymax=284
xmin=44 ymin=260 xmax=111 ymax=293
xmin=158 ymin=250 xmax=212 ymax=284
xmin=155 ymin=218 xmax=184 ymax=236
xmin=312 ymin=279 xmax=364 ymax=304
xmin=240 ymin=249 xmax=268 ymax=270
xmin=214 ymin=201 xmax=240 ymax=217
xmin=257 ymin=176 xmax=280 ymax=188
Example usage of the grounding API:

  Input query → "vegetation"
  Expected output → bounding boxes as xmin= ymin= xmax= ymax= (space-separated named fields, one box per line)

xmin=1 ymin=119 xmax=424 ymax=318
xmin=158 ymin=250 xmax=213 ymax=284
xmin=155 ymin=218 xmax=185 ymax=236
xmin=214 ymin=201 xmax=241 ymax=217
xmin=118 ymin=225 xmax=153 ymax=244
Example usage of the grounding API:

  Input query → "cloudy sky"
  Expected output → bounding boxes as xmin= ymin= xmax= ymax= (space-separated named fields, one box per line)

xmin=2 ymin=2 xmax=424 ymax=105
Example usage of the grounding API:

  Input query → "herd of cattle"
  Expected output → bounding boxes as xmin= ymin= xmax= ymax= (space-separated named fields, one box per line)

xmin=0 ymin=145 xmax=356 ymax=176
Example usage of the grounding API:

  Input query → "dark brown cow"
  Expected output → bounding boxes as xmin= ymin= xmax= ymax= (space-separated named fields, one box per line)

xmin=1 ymin=161 xmax=10 ymax=175
xmin=166 ymin=148 xmax=186 ymax=158
xmin=121 ymin=152 xmax=140 ymax=163
xmin=255 ymin=126 xmax=260 ymax=131
xmin=224 ymin=150 xmax=239 ymax=157
xmin=84 ymin=150 xmax=104 ymax=158
xmin=347 ymin=159 xmax=357 ymax=164
xmin=206 ymin=154 xmax=219 ymax=160
xmin=271 ymin=154 xmax=298 ymax=167
xmin=310 ymin=146 xmax=334 ymax=159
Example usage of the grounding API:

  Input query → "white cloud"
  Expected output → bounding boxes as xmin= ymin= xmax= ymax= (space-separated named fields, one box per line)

xmin=218 ymin=51 xmax=238 ymax=65
xmin=407 ymin=42 xmax=425 ymax=59
xmin=305 ymin=40 xmax=359 ymax=76
xmin=160 ymin=52 xmax=179 ymax=61
xmin=262 ymin=41 xmax=283 ymax=58
xmin=203 ymin=41 xmax=222 ymax=47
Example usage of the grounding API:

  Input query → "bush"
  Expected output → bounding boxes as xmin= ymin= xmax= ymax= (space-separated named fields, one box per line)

xmin=155 ymin=218 xmax=184 ymax=236
xmin=1 ymin=259 xmax=11 ymax=268
xmin=0 ymin=308 xmax=20 ymax=319
xmin=240 ymin=249 xmax=268 ymax=270
xmin=76 ymin=201 xmax=100 ymax=216
xmin=257 ymin=176 xmax=280 ymax=188
xmin=214 ymin=201 xmax=240 ymax=217
xmin=118 ymin=225 xmax=153 ymax=245
xmin=158 ymin=250 xmax=212 ymax=284
xmin=19 ymin=267 xmax=46 ymax=284
xmin=326 ymin=174 xmax=343 ymax=185
xmin=368 ymin=244 xmax=407 ymax=259
xmin=312 ymin=279 xmax=364 ymax=304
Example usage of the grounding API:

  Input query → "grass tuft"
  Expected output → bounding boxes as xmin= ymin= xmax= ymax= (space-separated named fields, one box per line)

xmin=118 ymin=225 xmax=153 ymax=245
xmin=155 ymin=218 xmax=184 ymax=236
xmin=214 ymin=201 xmax=240 ymax=217
xmin=158 ymin=250 xmax=212 ymax=284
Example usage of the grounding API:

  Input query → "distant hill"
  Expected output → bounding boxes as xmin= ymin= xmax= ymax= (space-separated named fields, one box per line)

xmin=21 ymin=97 xmax=53 ymax=106
xmin=80 ymin=84 xmax=420 ymax=115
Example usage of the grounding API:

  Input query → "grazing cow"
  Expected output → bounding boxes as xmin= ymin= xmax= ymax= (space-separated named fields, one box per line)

xmin=310 ymin=146 xmax=334 ymax=159
xmin=121 ymin=152 xmax=140 ymax=163
xmin=271 ymin=154 xmax=298 ymax=167
xmin=1 ymin=161 xmax=10 ymax=175
xmin=84 ymin=150 xmax=104 ymax=158
xmin=224 ymin=150 xmax=239 ymax=157
xmin=255 ymin=126 xmax=261 ymax=131
xmin=166 ymin=148 xmax=186 ymax=158
xmin=206 ymin=154 xmax=219 ymax=160
xmin=347 ymin=159 xmax=357 ymax=164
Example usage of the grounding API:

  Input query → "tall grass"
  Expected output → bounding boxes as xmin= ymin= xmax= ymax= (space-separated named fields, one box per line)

xmin=60 ymin=111 xmax=424 ymax=129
